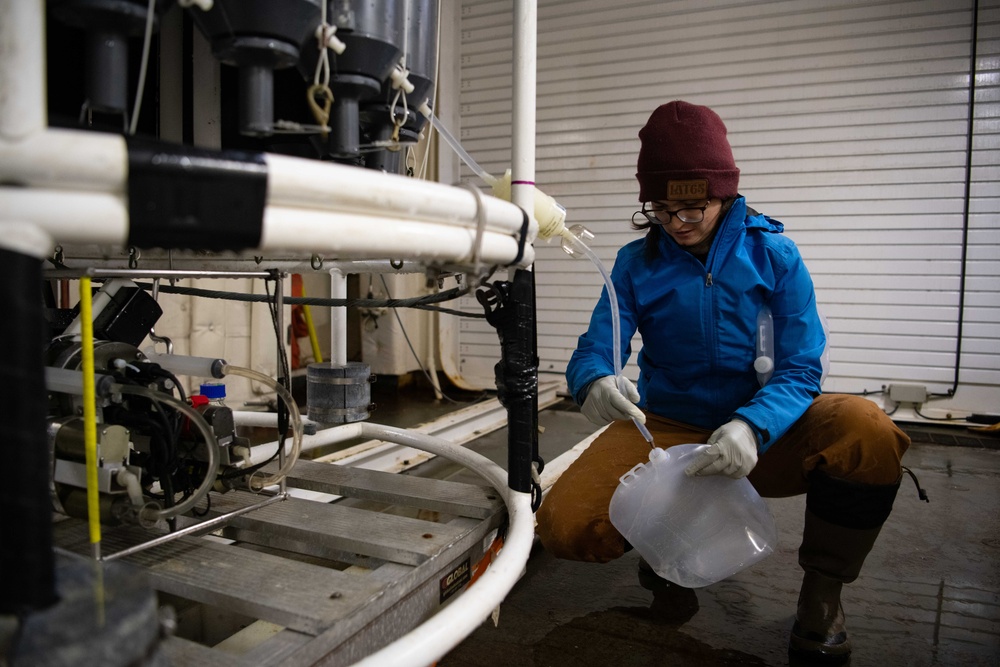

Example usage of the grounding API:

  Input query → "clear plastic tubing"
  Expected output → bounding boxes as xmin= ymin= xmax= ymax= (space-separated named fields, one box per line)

xmin=418 ymin=101 xmax=498 ymax=187
xmin=147 ymin=353 xmax=226 ymax=379
xmin=115 ymin=384 xmax=219 ymax=521
xmin=562 ymin=226 xmax=655 ymax=446
xmin=222 ymin=364 xmax=303 ymax=490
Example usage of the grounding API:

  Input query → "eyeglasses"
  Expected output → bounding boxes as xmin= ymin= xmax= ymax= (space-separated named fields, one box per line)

xmin=635 ymin=201 xmax=711 ymax=226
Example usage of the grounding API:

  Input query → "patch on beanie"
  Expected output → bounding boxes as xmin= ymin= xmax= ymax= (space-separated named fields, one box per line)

xmin=666 ymin=179 xmax=708 ymax=201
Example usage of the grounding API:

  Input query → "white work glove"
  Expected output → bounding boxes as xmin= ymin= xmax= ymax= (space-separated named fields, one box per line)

xmin=685 ymin=419 xmax=758 ymax=479
xmin=580 ymin=376 xmax=645 ymax=427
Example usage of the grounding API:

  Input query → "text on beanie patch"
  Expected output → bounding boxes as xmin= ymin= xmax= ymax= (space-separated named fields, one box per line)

xmin=666 ymin=179 xmax=708 ymax=201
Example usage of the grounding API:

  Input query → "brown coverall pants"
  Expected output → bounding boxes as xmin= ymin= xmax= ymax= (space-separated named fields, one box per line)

xmin=536 ymin=394 xmax=911 ymax=563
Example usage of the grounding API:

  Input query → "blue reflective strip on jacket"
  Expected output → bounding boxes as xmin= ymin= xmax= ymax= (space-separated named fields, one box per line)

xmin=565 ymin=196 xmax=825 ymax=451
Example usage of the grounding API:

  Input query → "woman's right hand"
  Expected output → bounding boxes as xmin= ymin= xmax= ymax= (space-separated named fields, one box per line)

xmin=580 ymin=376 xmax=645 ymax=426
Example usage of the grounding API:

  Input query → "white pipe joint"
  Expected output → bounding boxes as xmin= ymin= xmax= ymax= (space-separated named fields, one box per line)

xmin=329 ymin=268 xmax=348 ymax=367
xmin=0 ymin=0 xmax=46 ymax=140
xmin=0 ymin=221 xmax=53 ymax=259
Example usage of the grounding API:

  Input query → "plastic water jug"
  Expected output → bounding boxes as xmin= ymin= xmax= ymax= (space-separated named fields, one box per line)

xmin=609 ymin=444 xmax=778 ymax=588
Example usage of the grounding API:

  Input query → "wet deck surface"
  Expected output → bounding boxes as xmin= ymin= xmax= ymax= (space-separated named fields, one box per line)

xmin=423 ymin=400 xmax=1000 ymax=667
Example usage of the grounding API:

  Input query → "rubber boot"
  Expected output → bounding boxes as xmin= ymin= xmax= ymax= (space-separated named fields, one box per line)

xmin=637 ymin=557 xmax=699 ymax=623
xmin=792 ymin=569 xmax=850 ymax=659
xmin=790 ymin=472 xmax=901 ymax=662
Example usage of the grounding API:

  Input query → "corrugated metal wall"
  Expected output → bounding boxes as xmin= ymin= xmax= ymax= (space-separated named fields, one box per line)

xmin=442 ymin=0 xmax=999 ymax=414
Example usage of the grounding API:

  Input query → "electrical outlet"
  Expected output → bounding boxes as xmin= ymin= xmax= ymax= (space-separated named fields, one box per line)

xmin=888 ymin=383 xmax=928 ymax=404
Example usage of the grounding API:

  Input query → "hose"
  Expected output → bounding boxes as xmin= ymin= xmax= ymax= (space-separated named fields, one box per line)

xmin=222 ymin=364 xmax=303 ymax=490
xmin=417 ymin=101 xmax=497 ymax=186
xmin=116 ymin=384 xmax=219 ymax=521
xmin=348 ymin=422 xmax=534 ymax=667
xmin=562 ymin=229 xmax=654 ymax=445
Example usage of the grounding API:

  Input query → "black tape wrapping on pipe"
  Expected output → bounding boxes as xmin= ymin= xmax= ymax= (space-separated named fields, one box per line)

xmin=477 ymin=269 xmax=540 ymax=497
xmin=0 ymin=248 xmax=57 ymax=613
xmin=126 ymin=137 xmax=267 ymax=252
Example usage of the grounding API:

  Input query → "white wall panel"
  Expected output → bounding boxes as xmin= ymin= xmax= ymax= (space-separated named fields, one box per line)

xmin=446 ymin=0 xmax=1000 ymax=414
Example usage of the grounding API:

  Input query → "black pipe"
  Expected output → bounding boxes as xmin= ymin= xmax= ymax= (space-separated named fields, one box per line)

xmin=0 ymin=248 xmax=57 ymax=614
xmin=477 ymin=269 xmax=540 ymax=498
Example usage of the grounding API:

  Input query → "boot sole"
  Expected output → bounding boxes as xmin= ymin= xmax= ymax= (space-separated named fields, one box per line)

xmin=788 ymin=631 xmax=852 ymax=664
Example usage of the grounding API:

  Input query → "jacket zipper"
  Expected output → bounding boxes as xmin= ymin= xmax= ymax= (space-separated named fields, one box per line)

xmin=705 ymin=272 xmax=713 ymax=286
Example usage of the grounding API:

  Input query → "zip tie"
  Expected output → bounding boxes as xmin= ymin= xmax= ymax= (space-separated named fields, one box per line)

xmin=459 ymin=182 xmax=488 ymax=279
xmin=510 ymin=208 xmax=530 ymax=266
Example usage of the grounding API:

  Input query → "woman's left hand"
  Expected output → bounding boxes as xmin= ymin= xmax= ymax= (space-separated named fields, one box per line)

xmin=684 ymin=420 xmax=758 ymax=478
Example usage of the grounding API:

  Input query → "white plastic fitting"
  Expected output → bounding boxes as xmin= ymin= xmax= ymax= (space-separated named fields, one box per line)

xmin=316 ymin=24 xmax=347 ymax=55
xmin=116 ymin=467 xmax=145 ymax=508
xmin=179 ymin=0 xmax=213 ymax=11
xmin=491 ymin=169 xmax=567 ymax=241
xmin=390 ymin=64 xmax=415 ymax=94
xmin=146 ymin=353 xmax=226 ymax=379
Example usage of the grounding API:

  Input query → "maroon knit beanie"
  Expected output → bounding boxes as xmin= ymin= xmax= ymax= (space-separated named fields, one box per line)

xmin=636 ymin=101 xmax=739 ymax=202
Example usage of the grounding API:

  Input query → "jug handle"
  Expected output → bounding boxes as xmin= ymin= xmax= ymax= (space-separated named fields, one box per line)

xmin=619 ymin=462 xmax=646 ymax=486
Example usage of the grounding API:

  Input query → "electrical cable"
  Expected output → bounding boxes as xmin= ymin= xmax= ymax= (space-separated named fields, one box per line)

xmin=215 ymin=277 xmax=304 ymax=491
xmin=931 ymin=0 xmax=980 ymax=401
xmin=377 ymin=275 xmax=486 ymax=405
xmin=128 ymin=0 xmax=157 ymax=136
xmin=913 ymin=405 xmax=978 ymax=423
xmin=116 ymin=384 xmax=219 ymax=522
xmin=263 ymin=277 xmax=290 ymax=467
xmin=130 ymin=281 xmax=487 ymax=318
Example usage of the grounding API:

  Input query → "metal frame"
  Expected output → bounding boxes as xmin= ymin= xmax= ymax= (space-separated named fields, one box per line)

xmin=1 ymin=1 xmax=542 ymax=665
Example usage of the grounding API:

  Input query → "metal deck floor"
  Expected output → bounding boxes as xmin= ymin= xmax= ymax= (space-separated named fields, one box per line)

xmin=431 ymin=402 xmax=1000 ymax=667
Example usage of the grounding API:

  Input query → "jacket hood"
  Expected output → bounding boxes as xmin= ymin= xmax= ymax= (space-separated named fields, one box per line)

xmin=743 ymin=202 xmax=785 ymax=234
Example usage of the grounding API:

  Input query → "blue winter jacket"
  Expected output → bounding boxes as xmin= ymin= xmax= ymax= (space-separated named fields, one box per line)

xmin=566 ymin=196 xmax=825 ymax=452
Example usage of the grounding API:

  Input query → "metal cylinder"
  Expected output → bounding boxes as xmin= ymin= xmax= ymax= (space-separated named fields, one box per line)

xmin=85 ymin=30 xmax=128 ymax=114
xmin=306 ymin=361 xmax=373 ymax=424
xmin=11 ymin=553 xmax=166 ymax=666
xmin=239 ymin=64 xmax=275 ymax=136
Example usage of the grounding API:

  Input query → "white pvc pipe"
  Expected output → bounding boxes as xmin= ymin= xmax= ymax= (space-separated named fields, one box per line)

xmin=0 ymin=129 xmax=128 ymax=192
xmin=329 ymin=268 xmax=348 ymax=366
xmin=262 ymin=207 xmax=533 ymax=267
xmin=510 ymin=0 xmax=538 ymax=217
xmin=0 ymin=188 xmax=533 ymax=267
xmin=0 ymin=0 xmax=45 ymax=140
xmin=0 ymin=188 xmax=129 ymax=244
xmin=0 ymin=134 xmax=537 ymax=254
xmin=266 ymin=153 xmax=528 ymax=235
xmin=348 ymin=423 xmax=535 ymax=667
xmin=231 ymin=410 xmax=315 ymax=429
xmin=241 ymin=420 xmax=363 ymax=464
xmin=0 ymin=131 xmax=530 ymax=240
xmin=0 ymin=222 xmax=53 ymax=259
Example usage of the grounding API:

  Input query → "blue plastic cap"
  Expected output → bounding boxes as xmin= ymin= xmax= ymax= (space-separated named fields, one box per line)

xmin=199 ymin=383 xmax=226 ymax=400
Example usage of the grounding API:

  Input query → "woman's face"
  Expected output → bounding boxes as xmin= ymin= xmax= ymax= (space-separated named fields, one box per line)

xmin=646 ymin=198 xmax=725 ymax=256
